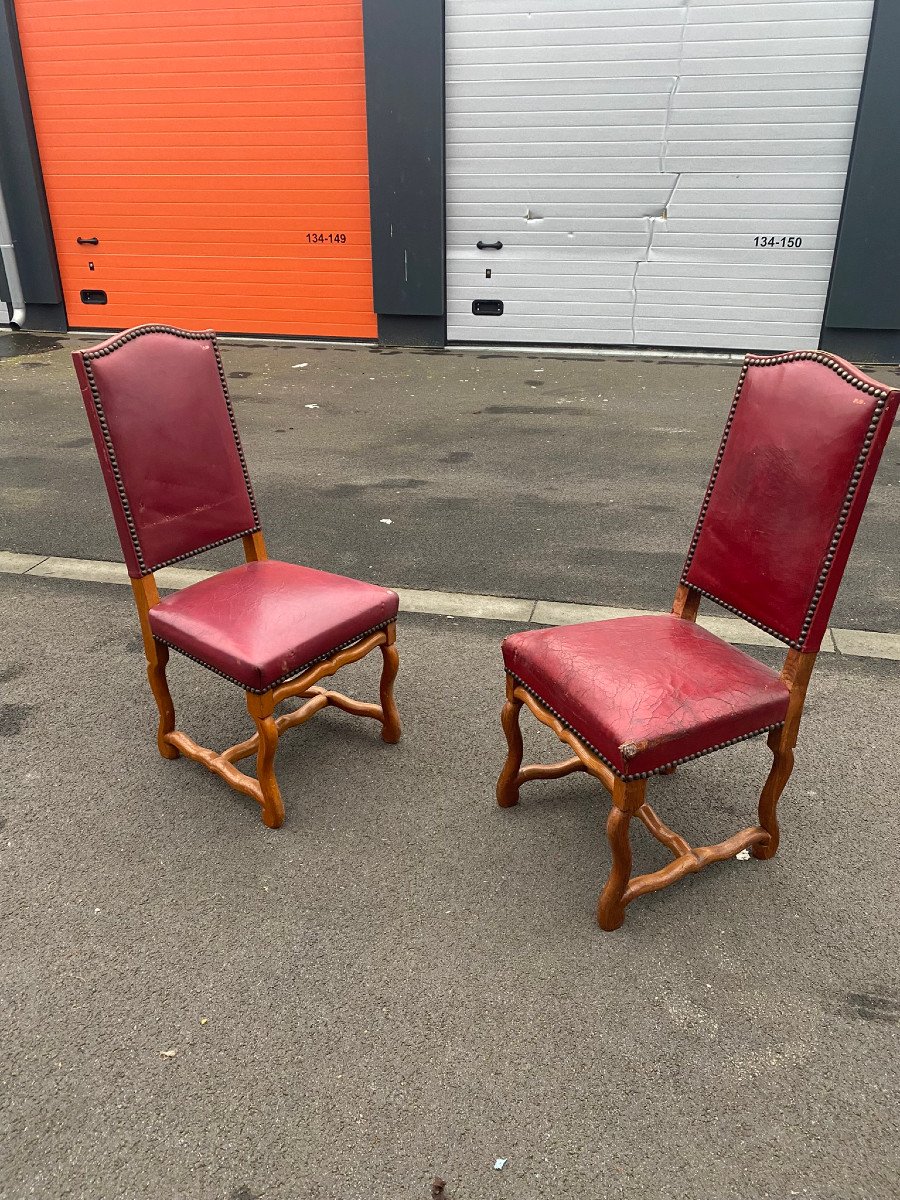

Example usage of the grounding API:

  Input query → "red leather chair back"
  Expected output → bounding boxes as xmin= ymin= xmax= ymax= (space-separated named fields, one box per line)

xmin=73 ymin=325 xmax=259 ymax=578
xmin=682 ymin=351 xmax=899 ymax=652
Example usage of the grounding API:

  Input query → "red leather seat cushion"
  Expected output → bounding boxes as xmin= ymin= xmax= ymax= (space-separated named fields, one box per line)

xmin=502 ymin=615 xmax=790 ymax=778
xmin=149 ymin=561 xmax=399 ymax=692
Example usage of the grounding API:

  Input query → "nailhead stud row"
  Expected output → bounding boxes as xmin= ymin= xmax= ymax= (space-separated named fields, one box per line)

xmin=510 ymin=673 xmax=783 ymax=782
xmin=80 ymin=325 xmax=262 ymax=576
xmin=155 ymin=618 xmax=394 ymax=694
xmin=680 ymin=351 xmax=895 ymax=649
xmin=688 ymin=584 xmax=797 ymax=648
xmin=744 ymin=349 xmax=890 ymax=399
xmin=82 ymin=323 xmax=214 ymax=361
xmin=798 ymin=394 xmax=887 ymax=647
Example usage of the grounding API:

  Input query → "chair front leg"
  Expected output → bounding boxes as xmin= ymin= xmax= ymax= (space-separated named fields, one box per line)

xmin=246 ymin=692 xmax=285 ymax=829
xmin=496 ymin=675 xmax=524 ymax=807
xmin=146 ymin=639 xmax=180 ymax=760
xmin=752 ymin=727 xmax=794 ymax=860
xmin=597 ymin=778 xmax=646 ymax=930
xmin=752 ymin=649 xmax=814 ymax=861
xmin=379 ymin=623 xmax=402 ymax=744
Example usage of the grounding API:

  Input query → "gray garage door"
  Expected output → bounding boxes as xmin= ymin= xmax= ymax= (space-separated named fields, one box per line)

xmin=446 ymin=0 xmax=874 ymax=350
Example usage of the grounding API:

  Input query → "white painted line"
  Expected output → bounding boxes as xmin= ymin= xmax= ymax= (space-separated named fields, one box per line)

xmin=2 ymin=550 xmax=897 ymax=660
xmin=695 ymin=613 xmax=787 ymax=650
xmin=394 ymin=586 xmax=533 ymax=623
xmin=26 ymin=556 xmax=129 ymax=584
xmin=0 ymin=550 xmax=46 ymax=573
xmin=20 ymin=556 xmax=218 ymax=590
xmin=831 ymin=628 xmax=900 ymax=662
xmin=533 ymin=598 xmax=819 ymax=651
xmin=156 ymin=565 xmax=218 ymax=589
xmin=532 ymin=600 xmax=647 ymax=625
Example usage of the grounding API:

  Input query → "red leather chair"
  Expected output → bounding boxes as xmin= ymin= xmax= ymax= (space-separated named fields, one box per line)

xmin=73 ymin=325 xmax=401 ymax=828
xmin=496 ymin=351 xmax=899 ymax=929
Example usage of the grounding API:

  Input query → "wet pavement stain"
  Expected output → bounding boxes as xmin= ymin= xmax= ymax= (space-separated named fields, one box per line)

xmin=478 ymin=404 xmax=583 ymax=415
xmin=0 ymin=332 xmax=65 ymax=360
xmin=845 ymin=991 xmax=900 ymax=1024
xmin=327 ymin=478 xmax=428 ymax=497
xmin=0 ymin=703 xmax=36 ymax=737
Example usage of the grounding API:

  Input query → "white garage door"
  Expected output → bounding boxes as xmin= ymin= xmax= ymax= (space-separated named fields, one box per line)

xmin=446 ymin=0 xmax=874 ymax=350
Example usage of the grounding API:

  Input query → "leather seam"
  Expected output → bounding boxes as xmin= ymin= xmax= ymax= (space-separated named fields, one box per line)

xmin=153 ymin=618 xmax=395 ymax=695
xmin=680 ymin=350 xmax=893 ymax=649
xmin=508 ymin=672 xmax=784 ymax=782
xmin=79 ymin=324 xmax=261 ymax=577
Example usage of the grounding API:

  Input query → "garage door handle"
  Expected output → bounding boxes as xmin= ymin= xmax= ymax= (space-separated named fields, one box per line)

xmin=77 ymin=237 xmax=99 ymax=245
xmin=476 ymin=240 xmax=503 ymax=250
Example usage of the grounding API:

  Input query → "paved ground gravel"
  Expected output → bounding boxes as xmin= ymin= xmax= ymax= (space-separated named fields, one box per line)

xmin=2 ymin=574 xmax=898 ymax=1200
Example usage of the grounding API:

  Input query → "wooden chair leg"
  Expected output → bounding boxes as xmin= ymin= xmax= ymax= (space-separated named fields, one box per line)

xmin=246 ymin=692 xmax=284 ymax=829
xmin=146 ymin=639 xmax=179 ymax=760
xmin=597 ymin=778 xmax=646 ymax=930
xmin=753 ymin=727 xmax=794 ymax=860
xmin=379 ymin=624 xmax=402 ymax=744
xmin=496 ymin=675 xmax=524 ymax=807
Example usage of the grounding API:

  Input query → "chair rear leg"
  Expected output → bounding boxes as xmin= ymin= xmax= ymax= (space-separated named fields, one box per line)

xmin=246 ymin=692 xmax=284 ymax=829
xmin=496 ymin=675 xmax=524 ymax=807
xmin=753 ymin=727 xmax=794 ymax=860
xmin=379 ymin=625 xmax=402 ymax=744
xmin=597 ymin=779 xmax=645 ymax=930
xmin=146 ymin=640 xmax=179 ymax=760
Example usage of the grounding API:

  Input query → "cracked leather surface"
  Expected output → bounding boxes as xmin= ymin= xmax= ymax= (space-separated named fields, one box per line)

xmin=502 ymin=615 xmax=790 ymax=777
xmin=74 ymin=331 xmax=256 ymax=576
xmin=684 ymin=358 xmax=899 ymax=651
xmin=149 ymin=561 xmax=399 ymax=691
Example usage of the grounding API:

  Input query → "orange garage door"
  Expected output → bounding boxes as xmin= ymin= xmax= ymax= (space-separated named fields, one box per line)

xmin=13 ymin=0 xmax=377 ymax=339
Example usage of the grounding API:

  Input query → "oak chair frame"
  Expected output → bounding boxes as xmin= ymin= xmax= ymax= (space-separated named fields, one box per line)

xmin=74 ymin=324 xmax=400 ymax=830
xmin=133 ymin=531 xmax=401 ymax=829
xmin=496 ymin=348 xmax=897 ymax=930
xmin=497 ymin=580 xmax=814 ymax=930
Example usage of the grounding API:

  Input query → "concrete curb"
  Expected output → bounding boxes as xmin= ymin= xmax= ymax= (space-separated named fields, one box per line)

xmin=2 ymin=549 xmax=899 ymax=661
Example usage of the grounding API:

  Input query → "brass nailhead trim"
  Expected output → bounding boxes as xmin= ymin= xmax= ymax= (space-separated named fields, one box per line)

xmin=509 ymin=672 xmax=783 ymax=782
xmin=154 ymin=618 xmax=395 ymax=695
xmin=79 ymin=325 xmax=261 ymax=576
xmin=681 ymin=351 xmax=894 ymax=649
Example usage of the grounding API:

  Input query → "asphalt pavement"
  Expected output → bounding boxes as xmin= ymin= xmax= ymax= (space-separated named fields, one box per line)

xmin=1 ymin=331 xmax=898 ymax=631
xmin=1 ymin=331 xmax=899 ymax=1199
xmin=1 ymin=573 xmax=899 ymax=1200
